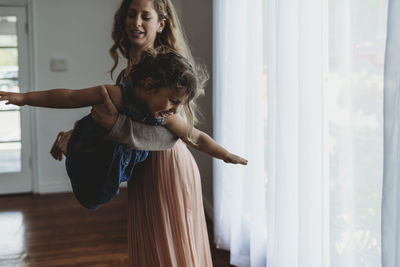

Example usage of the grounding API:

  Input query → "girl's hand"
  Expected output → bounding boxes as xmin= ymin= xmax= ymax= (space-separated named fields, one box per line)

xmin=0 ymin=91 xmax=26 ymax=106
xmin=91 ymin=86 xmax=118 ymax=130
xmin=224 ymin=153 xmax=248 ymax=165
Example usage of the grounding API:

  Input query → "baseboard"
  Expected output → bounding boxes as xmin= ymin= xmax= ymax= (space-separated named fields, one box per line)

xmin=203 ymin=196 xmax=214 ymax=221
xmin=38 ymin=180 xmax=72 ymax=194
xmin=0 ymin=184 xmax=32 ymax=195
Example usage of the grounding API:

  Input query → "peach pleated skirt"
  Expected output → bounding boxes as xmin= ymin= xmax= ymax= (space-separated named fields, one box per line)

xmin=127 ymin=140 xmax=213 ymax=267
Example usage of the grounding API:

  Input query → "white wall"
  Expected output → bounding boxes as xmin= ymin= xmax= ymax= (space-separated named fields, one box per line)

xmin=31 ymin=0 xmax=121 ymax=192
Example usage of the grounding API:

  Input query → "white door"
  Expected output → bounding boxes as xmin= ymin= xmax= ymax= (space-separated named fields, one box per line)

xmin=0 ymin=7 xmax=32 ymax=194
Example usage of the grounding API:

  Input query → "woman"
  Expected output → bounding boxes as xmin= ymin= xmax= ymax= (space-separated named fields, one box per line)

xmin=52 ymin=0 xmax=213 ymax=266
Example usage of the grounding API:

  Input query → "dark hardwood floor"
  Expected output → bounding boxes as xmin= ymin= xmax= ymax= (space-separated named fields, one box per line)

xmin=0 ymin=189 xmax=233 ymax=267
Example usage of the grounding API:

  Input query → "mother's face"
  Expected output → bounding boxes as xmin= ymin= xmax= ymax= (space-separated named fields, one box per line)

xmin=125 ymin=0 xmax=165 ymax=50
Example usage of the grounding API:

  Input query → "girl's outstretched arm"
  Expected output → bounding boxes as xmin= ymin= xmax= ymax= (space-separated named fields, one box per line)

xmin=0 ymin=85 xmax=122 ymax=109
xmin=163 ymin=114 xmax=248 ymax=165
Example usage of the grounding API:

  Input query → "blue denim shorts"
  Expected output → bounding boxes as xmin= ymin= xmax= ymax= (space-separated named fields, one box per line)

xmin=66 ymin=115 xmax=148 ymax=209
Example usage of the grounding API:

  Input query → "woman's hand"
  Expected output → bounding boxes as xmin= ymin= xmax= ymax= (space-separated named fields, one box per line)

xmin=0 ymin=91 xmax=26 ymax=106
xmin=91 ymin=86 xmax=118 ymax=130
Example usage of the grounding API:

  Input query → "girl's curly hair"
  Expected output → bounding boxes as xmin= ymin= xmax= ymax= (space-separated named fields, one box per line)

xmin=128 ymin=47 xmax=208 ymax=138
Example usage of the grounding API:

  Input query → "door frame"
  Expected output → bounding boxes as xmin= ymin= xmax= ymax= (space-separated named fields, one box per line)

xmin=0 ymin=0 xmax=38 ymax=194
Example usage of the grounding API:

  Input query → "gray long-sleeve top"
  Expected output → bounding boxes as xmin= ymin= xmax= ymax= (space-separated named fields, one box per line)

xmin=105 ymin=114 xmax=178 ymax=151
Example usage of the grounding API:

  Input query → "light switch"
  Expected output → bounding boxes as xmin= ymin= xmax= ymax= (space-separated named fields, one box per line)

xmin=50 ymin=58 xmax=68 ymax=72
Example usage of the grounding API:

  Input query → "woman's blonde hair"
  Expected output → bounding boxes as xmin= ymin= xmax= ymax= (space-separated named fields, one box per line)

xmin=109 ymin=0 xmax=208 ymax=136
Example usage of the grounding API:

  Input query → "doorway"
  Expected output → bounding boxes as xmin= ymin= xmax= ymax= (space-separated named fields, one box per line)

xmin=0 ymin=6 xmax=33 ymax=194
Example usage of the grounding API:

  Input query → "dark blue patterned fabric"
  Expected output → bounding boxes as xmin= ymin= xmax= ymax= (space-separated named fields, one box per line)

xmin=65 ymin=81 xmax=163 ymax=209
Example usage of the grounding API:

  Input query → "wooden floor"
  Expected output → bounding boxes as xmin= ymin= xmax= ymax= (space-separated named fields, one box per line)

xmin=0 ymin=189 xmax=233 ymax=267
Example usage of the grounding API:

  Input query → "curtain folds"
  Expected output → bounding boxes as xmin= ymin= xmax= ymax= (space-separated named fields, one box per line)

xmin=382 ymin=0 xmax=400 ymax=266
xmin=264 ymin=1 xmax=327 ymax=266
xmin=213 ymin=0 xmax=267 ymax=266
xmin=213 ymin=0 xmax=326 ymax=266
xmin=214 ymin=0 xmax=387 ymax=266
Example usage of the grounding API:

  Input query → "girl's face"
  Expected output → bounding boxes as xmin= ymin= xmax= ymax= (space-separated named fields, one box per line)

xmin=145 ymin=87 xmax=186 ymax=119
xmin=125 ymin=0 xmax=165 ymax=50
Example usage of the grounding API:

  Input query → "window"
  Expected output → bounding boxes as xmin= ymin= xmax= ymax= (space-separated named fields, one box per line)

xmin=327 ymin=1 xmax=386 ymax=265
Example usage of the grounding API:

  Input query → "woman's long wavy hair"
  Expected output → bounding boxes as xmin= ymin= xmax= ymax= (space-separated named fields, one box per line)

xmin=109 ymin=0 xmax=208 ymax=135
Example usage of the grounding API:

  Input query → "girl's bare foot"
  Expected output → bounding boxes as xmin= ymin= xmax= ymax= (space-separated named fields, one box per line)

xmin=50 ymin=129 xmax=73 ymax=161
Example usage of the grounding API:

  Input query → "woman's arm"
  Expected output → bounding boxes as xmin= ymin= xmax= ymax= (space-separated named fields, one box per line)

xmin=0 ymin=85 xmax=122 ymax=109
xmin=91 ymin=88 xmax=178 ymax=151
xmin=163 ymin=114 xmax=248 ymax=165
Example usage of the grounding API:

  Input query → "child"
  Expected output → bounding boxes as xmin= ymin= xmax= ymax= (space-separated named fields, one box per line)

xmin=0 ymin=49 xmax=247 ymax=209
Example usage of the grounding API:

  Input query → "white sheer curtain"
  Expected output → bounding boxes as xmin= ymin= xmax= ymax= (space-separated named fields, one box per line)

xmin=263 ymin=0 xmax=326 ymax=266
xmin=213 ymin=0 xmax=267 ymax=266
xmin=326 ymin=1 xmax=386 ymax=266
xmin=382 ymin=0 xmax=400 ymax=266
xmin=214 ymin=0 xmax=386 ymax=266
